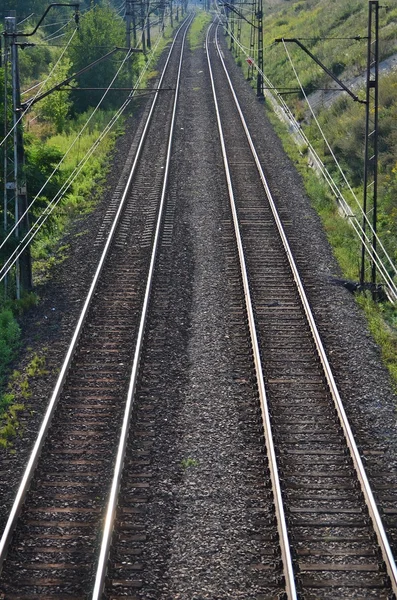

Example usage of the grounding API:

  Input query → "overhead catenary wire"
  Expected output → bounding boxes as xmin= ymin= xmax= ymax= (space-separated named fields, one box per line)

xmin=218 ymin=8 xmax=397 ymax=289
xmin=0 ymin=26 xmax=78 ymax=150
xmin=42 ymin=19 xmax=74 ymax=41
xmin=0 ymin=46 xmax=160 ymax=282
xmin=214 ymin=9 xmax=397 ymax=298
xmin=39 ymin=19 xmax=73 ymax=28
xmin=116 ymin=1 xmax=127 ymax=17
xmin=281 ymin=40 xmax=397 ymax=281
xmin=216 ymin=2 xmax=276 ymax=54
xmin=0 ymin=42 xmax=132 ymax=258
xmin=21 ymin=81 xmax=45 ymax=96
xmin=17 ymin=13 xmax=35 ymax=26
xmin=0 ymin=35 xmax=163 ymax=283
xmin=1 ymin=0 xmax=167 ymax=250
xmin=41 ymin=31 xmax=68 ymax=42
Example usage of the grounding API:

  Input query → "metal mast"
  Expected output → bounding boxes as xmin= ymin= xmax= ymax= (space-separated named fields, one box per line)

xmin=360 ymin=0 xmax=379 ymax=289
xmin=248 ymin=0 xmax=256 ymax=81
xmin=3 ymin=13 xmax=32 ymax=297
xmin=256 ymin=0 xmax=263 ymax=97
xmin=230 ymin=0 xmax=235 ymax=53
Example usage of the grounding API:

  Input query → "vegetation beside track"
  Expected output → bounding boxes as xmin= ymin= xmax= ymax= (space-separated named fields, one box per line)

xmin=188 ymin=10 xmax=212 ymax=49
xmin=220 ymin=0 xmax=397 ymax=389
xmin=265 ymin=107 xmax=397 ymax=390
xmin=0 ymin=4 xmax=179 ymax=447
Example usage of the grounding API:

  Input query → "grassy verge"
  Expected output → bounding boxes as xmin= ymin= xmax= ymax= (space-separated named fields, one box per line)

xmin=0 ymin=308 xmax=22 ymax=449
xmin=188 ymin=10 xmax=212 ymax=50
xmin=263 ymin=101 xmax=397 ymax=390
xmin=31 ymin=112 xmax=122 ymax=283
xmin=0 ymin=350 xmax=50 ymax=449
xmin=0 ymin=22 xmax=182 ymax=451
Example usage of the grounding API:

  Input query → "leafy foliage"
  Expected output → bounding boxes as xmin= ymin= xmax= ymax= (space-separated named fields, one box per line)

xmin=66 ymin=5 xmax=131 ymax=113
xmin=0 ymin=310 xmax=21 ymax=387
xmin=1 ymin=1 xmax=120 ymax=22
xmin=37 ymin=57 xmax=74 ymax=133
xmin=19 ymin=43 xmax=53 ymax=82
xmin=24 ymin=137 xmax=68 ymax=226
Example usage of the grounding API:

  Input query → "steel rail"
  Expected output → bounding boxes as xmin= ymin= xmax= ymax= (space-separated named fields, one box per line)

xmin=206 ymin=22 xmax=298 ymax=600
xmin=213 ymin=21 xmax=397 ymax=597
xmin=215 ymin=9 xmax=397 ymax=303
xmin=91 ymin=14 xmax=193 ymax=600
xmin=0 ymin=15 xmax=190 ymax=574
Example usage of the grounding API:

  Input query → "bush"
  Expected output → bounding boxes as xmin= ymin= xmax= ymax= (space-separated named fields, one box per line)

xmin=0 ymin=309 xmax=21 ymax=386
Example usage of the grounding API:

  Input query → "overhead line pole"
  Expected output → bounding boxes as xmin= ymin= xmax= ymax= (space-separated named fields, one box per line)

xmin=277 ymin=0 xmax=381 ymax=297
xmin=3 ymin=17 xmax=10 ymax=297
xmin=140 ymin=0 xmax=146 ymax=54
xmin=4 ymin=13 xmax=32 ymax=297
xmin=222 ymin=0 xmax=263 ymax=96
xmin=126 ymin=0 xmax=132 ymax=48
xmin=146 ymin=0 xmax=151 ymax=50
xmin=361 ymin=0 xmax=379 ymax=290
xmin=248 ymin=0 xmax=256 ymax=81
xmin=2 ymin=3 xmax=79 ymax=298
xmin=230 ymin=0 xmax=235 ymax=53
xmin=3 ymin=21 xmax=9 ymax=236
xmin=256 ymin=0 xmax=263 ymax=97
xmin=236 ymin=6 xmax=242 ymax=58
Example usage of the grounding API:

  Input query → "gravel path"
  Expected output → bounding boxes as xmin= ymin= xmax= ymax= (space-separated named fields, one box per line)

xmin=157 ymin=43 xmax=271 ymax=598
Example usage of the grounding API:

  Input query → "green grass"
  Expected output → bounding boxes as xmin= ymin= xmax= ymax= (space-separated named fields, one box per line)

xmin=357 ymin=295 xmax=397 ymax=390
xmin=181 ymin=457 xmax=199 ymax=469
xmin=188 ymin=10 xmax=212 ymax=50
xmin=0 ymin=350 xmax=49 ymax=448
xmin=0 ymin=309 xmax=21 ymax=388
xmin=262 ymin=98 xmax=397 ymax=388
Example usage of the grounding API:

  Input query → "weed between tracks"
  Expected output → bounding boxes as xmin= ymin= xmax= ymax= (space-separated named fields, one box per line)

xmin=181 ymin=457 xmax=199 ymax=469
xmin=188 ymin=11 xmax=212 ymax=50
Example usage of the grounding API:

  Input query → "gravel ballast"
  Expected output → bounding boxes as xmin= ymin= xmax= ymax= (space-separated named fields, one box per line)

xmin=0 ymin=17 xmax=396 ymax=597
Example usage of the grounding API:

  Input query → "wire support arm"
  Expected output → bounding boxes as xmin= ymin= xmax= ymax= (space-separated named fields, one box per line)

xmin=275 ymin=37 xmax=366 ymax=104
xmin=219 ymin=2 xmax=257 ymax=28
xmin=2 ymin=3 xmax=80 ymax=37
xmin=20 ymin=47 xmax=142 ymax=111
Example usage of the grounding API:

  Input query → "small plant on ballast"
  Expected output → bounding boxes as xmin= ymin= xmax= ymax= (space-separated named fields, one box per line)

xmin=181 ymin=457 xmax=199 ymax=469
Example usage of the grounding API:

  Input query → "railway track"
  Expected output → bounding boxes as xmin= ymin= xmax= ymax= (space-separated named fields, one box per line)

xmin=0 ymin=15 xmax=192 ymax=600
xmin=1 ymin=13 xmax=396 ymax=600
xmin=206 ymin=21 xmax=397 ymax=600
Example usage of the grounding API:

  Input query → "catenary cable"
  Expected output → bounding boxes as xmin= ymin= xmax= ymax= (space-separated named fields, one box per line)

xmin=213 ymin=8 xmax=397 ymax=297
xmin=0 ymin=27 xmax=78 ymax=150
xmin=0 ymin=36 xmax=163 ymax=282
xmin=282 ymin=40 xmax=397 ymax=281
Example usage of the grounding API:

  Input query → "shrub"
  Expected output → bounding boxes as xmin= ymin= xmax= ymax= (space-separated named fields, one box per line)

xmin=0 ymin=310 xmax=21 ymax=385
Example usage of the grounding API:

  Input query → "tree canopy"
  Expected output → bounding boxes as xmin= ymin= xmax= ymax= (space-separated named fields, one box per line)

xmin=66 ymin=4 xmax=130 ymax=113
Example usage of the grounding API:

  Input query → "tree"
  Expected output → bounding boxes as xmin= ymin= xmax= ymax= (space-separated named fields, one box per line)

xmin=66 ymin=4 xmax=130 ymax=113
xmin=37 ymin=58 xmax=74 ymax=133
xmin=24 ymin=137 xmax=67 ymax=231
